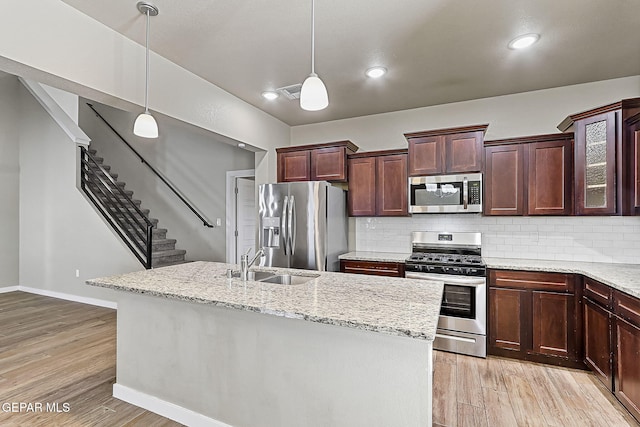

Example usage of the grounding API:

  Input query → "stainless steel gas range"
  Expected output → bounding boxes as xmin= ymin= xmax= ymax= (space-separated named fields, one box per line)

xmin=404 ymin=231 xmax=487 ymax=358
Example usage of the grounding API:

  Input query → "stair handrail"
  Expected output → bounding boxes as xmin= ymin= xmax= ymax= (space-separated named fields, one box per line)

xmin=80 ymin=147 xmax=154 ymax=269
xmin=87 ymin=103 xmax=215 ymax=228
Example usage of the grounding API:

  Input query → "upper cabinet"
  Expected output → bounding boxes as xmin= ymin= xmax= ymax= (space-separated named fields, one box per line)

xmin=348 ymin=149 xmax=408 ymax=217
xmin=277 ymin=141 xmax=359 ymax=183
xmin=405 ymin=124 xmax=489 ymax=176
xmin=558 ymin=98 xmax=640 ymax=216
xmin=484 ymin=133 xmax=574 ymax=216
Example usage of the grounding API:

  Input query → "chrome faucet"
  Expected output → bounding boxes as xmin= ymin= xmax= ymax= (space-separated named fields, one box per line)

xmin=240 ymin=247 xmax=265 ymax=281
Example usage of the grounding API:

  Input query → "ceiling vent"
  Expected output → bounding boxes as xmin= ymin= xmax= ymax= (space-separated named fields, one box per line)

xmin=277 ymin=83 xmax=302 ymax=100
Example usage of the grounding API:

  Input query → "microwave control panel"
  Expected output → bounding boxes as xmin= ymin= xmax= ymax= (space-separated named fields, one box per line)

xmin=468 ymin=181 xmax=481 ymax=205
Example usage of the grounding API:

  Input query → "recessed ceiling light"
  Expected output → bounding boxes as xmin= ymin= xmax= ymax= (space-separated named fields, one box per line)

xmin=365 ymin=66 xmax=387 ymax=79
xmin=261 ymin=91 xmax=279 ymax=100
xmin=238 ymin=143 xmax=246 ymax=148
xmin=508 ymin=33 xmax=540 ymax=50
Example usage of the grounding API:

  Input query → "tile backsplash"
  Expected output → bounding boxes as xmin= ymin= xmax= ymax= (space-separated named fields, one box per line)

xmin=355 ymin=215 xmax=640 ymax=264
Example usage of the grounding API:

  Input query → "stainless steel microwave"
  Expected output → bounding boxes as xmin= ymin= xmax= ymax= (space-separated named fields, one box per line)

xmin=409 ymin=173 xmax=482 ymax=213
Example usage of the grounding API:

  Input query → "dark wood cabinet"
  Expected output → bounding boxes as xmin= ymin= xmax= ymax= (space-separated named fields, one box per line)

xmin=484 ymin=144 xmax=524 ymax=215
xmin=405 ymin=124 xmax=488 ymax=176
xmin=527 ymin=137 xmax=573 ymax=215
xmin=277 ymin=141 xmax=358 ymax=183
xmin=376 ymin=154 xmax=408 ymax=216
xmin=624 ymin=112 xmax=640 ymax=216
xmin=339 ymin=260 xmax=405 ymax=277
xmin=581 ymin=278 xmax=640 ymax=422
xmin=584 ymin=297 xmax=613 ymax=391
xmin=559 ymin=98 xmax=640 ymax=216
xmin=348 ymin=149 xmax=408 ymax=217
xmin=278 ymin=150 xmax=310 ymax=182
xmin=532 ymin=291 xmax=575 ymax=358
xmin=489 ymin=287 xmax=527 ymax=352
xmin=445 ymin=131 xmax=484 ymax=174
xmin=613 ymin=289 xmax=640 ymax=422
xmin=614 ymin=316 xmax=640 ymax=422
xmin=346 ymin=156 xmax=376 ymax=216
xmin=484 ymin=133 xmax=573 ymax=216
xmin=488 ymin=269 xmax=581 ymax=366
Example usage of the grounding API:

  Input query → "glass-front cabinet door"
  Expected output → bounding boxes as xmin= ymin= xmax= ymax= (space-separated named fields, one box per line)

xmin=575 ymin=111 xmax=617 ymax=215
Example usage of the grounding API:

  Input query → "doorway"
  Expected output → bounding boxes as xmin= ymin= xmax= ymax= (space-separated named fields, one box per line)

xmin=226 ymin=170 xmax=256 ymax=264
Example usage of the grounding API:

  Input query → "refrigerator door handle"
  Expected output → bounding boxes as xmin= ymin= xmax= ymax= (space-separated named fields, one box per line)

xmin=282 ymin=196 xmax=289 ymax=255
xmin=290 ymin=195 xmax=296 ymax=255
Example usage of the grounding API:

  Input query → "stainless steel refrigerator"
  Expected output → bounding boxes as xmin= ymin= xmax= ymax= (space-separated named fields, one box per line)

xmin=257 ymin=181 xmax=348 ymax=271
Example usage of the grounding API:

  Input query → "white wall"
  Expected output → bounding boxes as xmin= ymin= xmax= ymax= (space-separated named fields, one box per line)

xmin=291 ymin=76 xmax=640 ymax=148
xmin=0 ymin=0 xmax=287 ymax=184
xmin=291 ymin=76 xmax=640 ymax=263
xmin=0 ymin=73 xmax=19 ymax=286
xmin=79 ymin=101 xmax=256 ymax=262
xmin=18 ymin=84 xmax=139 ymax=300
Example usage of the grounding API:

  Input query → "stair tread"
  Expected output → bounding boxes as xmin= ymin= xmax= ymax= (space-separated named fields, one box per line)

xmin=152 ymin=260 xmax=190 ymax=268
xmin=152 ymin=249 xmax=186 ymax=258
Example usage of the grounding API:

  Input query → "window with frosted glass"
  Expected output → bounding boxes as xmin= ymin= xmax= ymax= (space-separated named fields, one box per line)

xmin=585 ymin=120 xmax=607 ymax=208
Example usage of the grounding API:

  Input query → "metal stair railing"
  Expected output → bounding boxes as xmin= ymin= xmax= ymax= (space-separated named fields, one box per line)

xmin=87 ymin=103 xmax=214 ymax=228
xmin=80 ymin=146 xmax=154 ymax=269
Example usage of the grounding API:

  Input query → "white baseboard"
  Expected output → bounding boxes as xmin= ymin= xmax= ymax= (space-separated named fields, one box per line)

xmin=0 ymin=286 xmax=19 ymax=293
xmin=113 ymin=383 xmax=231 ymax=427
xmin=17 ymin=286 xmax=117 ymax=309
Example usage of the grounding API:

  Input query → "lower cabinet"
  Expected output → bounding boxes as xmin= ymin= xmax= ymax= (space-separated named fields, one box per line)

xmin=613 ymin=290 xmax=640 ymax=421
xmin=489 ymin=270 xmax=640 ymax=423
xmin=488 ymin=269 xmax=582 ymax=366
xmin=339 ymin=260 xmax=405 ymax=278
xmin=583 ymin=297 xmax=613 ymax=391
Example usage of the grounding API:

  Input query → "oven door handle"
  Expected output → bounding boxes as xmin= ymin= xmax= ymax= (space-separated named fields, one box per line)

xmin=405 ymin=272 xmax=486 ymax=286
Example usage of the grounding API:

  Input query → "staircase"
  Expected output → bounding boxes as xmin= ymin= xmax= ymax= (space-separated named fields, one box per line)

xmin=80 ymin=146 xmax=187 ymax=268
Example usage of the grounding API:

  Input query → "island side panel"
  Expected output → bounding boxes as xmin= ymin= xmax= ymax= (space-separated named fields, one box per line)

xmin=115 ymin=292 xmax=433 ymax=427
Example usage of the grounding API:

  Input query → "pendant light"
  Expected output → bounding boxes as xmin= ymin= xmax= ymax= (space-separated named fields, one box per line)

xmin=133 ymin=2 xmax=159 ymax=138
xmin=300 ymin=0 xmax=328 ymax=111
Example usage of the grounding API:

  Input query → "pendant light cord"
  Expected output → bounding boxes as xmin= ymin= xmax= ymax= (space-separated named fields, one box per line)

xmin=144 ymin=8 xmax=150 ymax=114
xmin=311 ymin=0 xmax=315 ymax=74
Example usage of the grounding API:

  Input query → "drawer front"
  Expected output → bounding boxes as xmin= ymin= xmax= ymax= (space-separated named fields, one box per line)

xmin=340 ymin=260 xmax=404 ymax=277
xmin=614 ymin=290 xmax=640 ymax=328
xmin=490 ymin=270 xmax=574 ymax=293
xmin=584 ymin=277 xmax=613 ymax=309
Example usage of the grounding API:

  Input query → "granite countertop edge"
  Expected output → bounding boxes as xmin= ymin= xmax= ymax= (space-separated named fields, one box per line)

xmin=87 ymin=262 xmax=442 ymax=342
xmin=339 ymin=251 xmax=640 ymax=299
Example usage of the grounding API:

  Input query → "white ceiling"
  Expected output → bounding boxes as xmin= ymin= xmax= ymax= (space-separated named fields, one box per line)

xmin=60 ymin=0 xmax=640 ymax=126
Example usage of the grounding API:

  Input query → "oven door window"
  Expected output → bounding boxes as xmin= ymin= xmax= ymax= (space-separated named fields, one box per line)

xmin=440 ymin=284 xmax=476 ymax=319
xmin=410 ymin=182 xmax=463 ymax=206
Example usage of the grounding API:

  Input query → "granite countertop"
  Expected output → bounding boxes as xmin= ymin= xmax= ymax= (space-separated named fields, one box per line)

xmin=87 ymin=261 xmax=444 ymax=341
xmin=339 ymin=251 xmax=411 ymax=263
xmin=483 ymin=257 xmax=640 ymax=299
xmin=339 ymin=251 xmax=640 ymax=299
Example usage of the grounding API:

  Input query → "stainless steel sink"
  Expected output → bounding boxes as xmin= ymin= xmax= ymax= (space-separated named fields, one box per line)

xmin=247 ymin=271 xmax=276 ymax=281
xmin=259 ymin=274 xmax=319 ymax=285
xmin=226 ymin=270 xmax=318 ymax=285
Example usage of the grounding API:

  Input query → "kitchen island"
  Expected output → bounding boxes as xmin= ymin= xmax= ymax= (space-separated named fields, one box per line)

xmin=87 ymin=261 xmax=444 ymax=427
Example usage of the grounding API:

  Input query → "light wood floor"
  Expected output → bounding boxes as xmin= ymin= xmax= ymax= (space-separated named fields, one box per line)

xmin=1 ymin=292 xmax=638 ymax=427
xmin=0 ymin=291 xmax=181 ymax=426
xmin=432 ymin=350 xmax=639 ymax=427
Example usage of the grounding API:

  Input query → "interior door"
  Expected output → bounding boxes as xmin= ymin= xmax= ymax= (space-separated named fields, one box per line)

xmin=235 ymin=177 xmax=256 ymax=263
xmin=288 ymin=181 xmax=327 ymax=270
xmin=258 ymin=183 xmax=289 ymax=268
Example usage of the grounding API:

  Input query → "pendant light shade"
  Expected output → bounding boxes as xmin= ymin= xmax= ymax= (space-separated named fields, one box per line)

xmin=300 ymin=73 xmax=328 ymax=111
xmin=300 ymin=0 xmax=328 ymax=111
xmin=133 ymin=113 xmax=159 ymax=138
xmin=134 ymin=2 xmax=159 ymax=138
